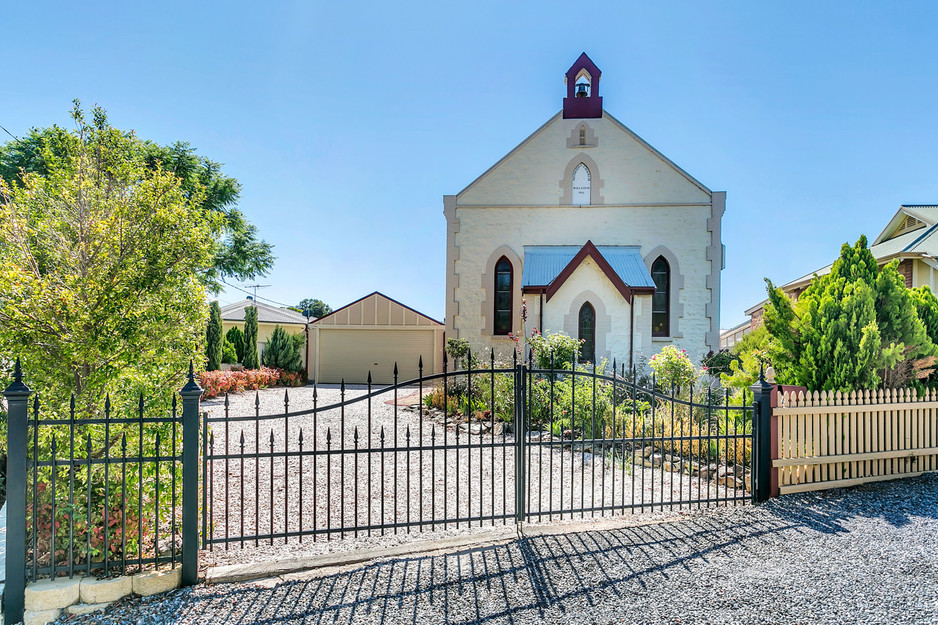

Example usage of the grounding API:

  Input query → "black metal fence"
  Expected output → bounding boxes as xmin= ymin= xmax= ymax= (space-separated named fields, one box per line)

xmin=201 ymin=352 xmax=757 ymax=551
xmin=3 ymin=361 xmax=202 ymax=625
xmin=3 ymin=354 xmax=772 ymax=625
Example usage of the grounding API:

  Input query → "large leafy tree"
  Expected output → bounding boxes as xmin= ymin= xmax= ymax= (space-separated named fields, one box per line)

xmin=0 ymin=103 xmax=221 ymax=410
xmin=763 ymin=236 xmax=935 ymax=391
xmin=0 ymin=102 xmax=274 ymax=292
xmin=295 ymin=298 xmax=332 ymax=319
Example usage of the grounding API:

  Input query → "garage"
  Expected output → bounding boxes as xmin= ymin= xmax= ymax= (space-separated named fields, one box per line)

xmin=309 ymin=292 xmax=444 ymax=384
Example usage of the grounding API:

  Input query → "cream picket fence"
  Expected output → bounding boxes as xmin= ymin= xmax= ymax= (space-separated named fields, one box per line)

xmin=773 ymin=388 xmax=938 ymax=494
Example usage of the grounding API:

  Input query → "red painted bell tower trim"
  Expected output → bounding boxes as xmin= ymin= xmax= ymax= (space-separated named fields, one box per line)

xmin=563 ymin=52 xmax=603 ymax=119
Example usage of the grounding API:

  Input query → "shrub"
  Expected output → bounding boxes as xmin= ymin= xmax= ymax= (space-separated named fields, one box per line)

xmin=528 ymin=330 xmax=582 ymax=369
xmin=649 ymin=345 xmax=698 ymax=391
xmin=262 ymin=326 xmax=303 ymax=372
xmin=199 ymin=367 xmax=281 ymax=398
xmin=243 ymin=307 xmax=259 ymax=369
xmin=206 ymin=301 xmax=223 ymax=371
xmin=225 ymin=326 xmax=245 ymax=363
xmin=221 ymin=339 xmax=238 ymax=364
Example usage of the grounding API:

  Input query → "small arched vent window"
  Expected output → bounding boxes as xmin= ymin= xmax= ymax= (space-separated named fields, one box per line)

xmin=579 ymin=125 xmax=587 ymax=145
xmin=572 ymin=163 xmax=591 ymax=205
xmin=578 ymin=302 xmax=595 ymax=363
xmin=651 ymin=257 xmax=670 ymax=337
xmin=494 ymin=257 xmax=513 ymax=335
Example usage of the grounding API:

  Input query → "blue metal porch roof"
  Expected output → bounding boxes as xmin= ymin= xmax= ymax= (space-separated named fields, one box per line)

xmin=520 ymin=245 xmax=655 ymax=289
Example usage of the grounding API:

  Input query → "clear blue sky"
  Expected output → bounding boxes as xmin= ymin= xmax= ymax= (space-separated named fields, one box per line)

xmin=3 ymin=1 xmax=937 ymax=328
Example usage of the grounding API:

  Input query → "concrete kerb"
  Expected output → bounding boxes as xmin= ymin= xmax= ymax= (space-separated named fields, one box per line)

xmin=205 ymin=513 xmax=691 ymax=586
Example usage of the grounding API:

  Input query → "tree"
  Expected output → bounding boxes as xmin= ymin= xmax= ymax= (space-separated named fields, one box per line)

xmin=721 ymin=326 xmax=772 ymax=391
xmin=0 ymin=103 xmax=274 ymax=292
xmin=243 ymin=306 xmax=259 ymax=369
xmin=0 ymin=103 xmax=219 ymax=408
xmin=295 ymin=298 xmax=332 ymax=319
xmin=206 ymin=301 xmax=223 ymax=371
xmin=261 ymin=325 xmax=303 ymax=372
xmin=763 ymin=236 xmax=935 ymax=391
xmin=225 ymin=326 xmax=245 ymax=363
xmin=221 ymin=339 xmax=238 ymax=364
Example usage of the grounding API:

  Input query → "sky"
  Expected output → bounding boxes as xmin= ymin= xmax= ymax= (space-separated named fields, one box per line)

xmin=2 ymin=1 xmax=937 ymax=328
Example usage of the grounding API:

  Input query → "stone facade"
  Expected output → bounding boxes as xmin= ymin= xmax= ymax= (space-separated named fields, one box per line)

xmin=444 ymin=55 xmax=724 ymax=366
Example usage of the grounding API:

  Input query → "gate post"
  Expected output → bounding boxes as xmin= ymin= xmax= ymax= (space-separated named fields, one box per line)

xmin=4 ymin=359 xmax=31 ymax=625
xmin=514 ymin=361 xmax=526 ymax=524
xmin=180 ymin=362 xmax=203 ymax=585
xmin=750 ymin=364 xmax=773 ymax=503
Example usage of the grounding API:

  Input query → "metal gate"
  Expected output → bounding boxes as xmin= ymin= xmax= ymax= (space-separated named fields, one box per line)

xmin=201 ymin=354 xmax=754 ymax=551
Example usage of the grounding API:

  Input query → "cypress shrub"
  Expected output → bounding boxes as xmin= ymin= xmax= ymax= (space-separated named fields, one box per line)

xmin=243 ymin=306 xmax=259 ymax=369
xmin=205 ymin=301 xmax=223 ymax=371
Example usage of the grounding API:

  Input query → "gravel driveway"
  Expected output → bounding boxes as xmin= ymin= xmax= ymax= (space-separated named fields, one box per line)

xmin=198 ymin=386 xmax=744 ymax=568
xmin=57 ymin=474 xmax=938 ymax=624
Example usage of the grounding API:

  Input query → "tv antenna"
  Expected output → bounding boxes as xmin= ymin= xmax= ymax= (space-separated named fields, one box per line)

xmin=243 ymin=284 xmax=271 ymax=303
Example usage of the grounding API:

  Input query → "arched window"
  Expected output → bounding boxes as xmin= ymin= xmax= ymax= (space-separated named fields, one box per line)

xmin=572 ymin=163 xmax=590 ymax=205
xmin=578 ymin=302 xmax=595 ymax=363
xmin=494 ymin=257 xmax=513 ymax=335
xmin=651 ymin=257 xmax=670 ymax=337
xmin=579 ymin=125 xmax=587 ymax=145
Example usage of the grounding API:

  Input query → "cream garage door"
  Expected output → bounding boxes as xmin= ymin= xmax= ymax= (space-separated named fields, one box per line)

xmin=318 ymin=329 xmax=435 ymax=384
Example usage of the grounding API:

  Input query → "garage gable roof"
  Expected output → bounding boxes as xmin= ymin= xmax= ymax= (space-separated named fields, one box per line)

xmin=312 ymin=291 xmax=443 ymax=327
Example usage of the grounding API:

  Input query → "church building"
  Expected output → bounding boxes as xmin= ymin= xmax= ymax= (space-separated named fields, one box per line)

xmin=443 ymin=53 xmax=725 ymax=367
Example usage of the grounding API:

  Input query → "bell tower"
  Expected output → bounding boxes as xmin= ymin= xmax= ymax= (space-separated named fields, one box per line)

xmin=563 ymin=52 xmax=603 ymax=119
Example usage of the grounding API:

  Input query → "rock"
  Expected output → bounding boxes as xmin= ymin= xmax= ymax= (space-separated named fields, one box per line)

xmin=133 ymin=567 xmax=182 ymax=597
xmin=468 ymin=423 xmax=483 ymax=435
xmin=80 ymin=575 xmax=132 ymax=604
xmin=25 ymin=576 xmax=82 ymax=611
xmin=643 ymin=446 xmax=656 ymax=457
xmin=24 ymin=608 xmax=62 ymax=625
xmin=67 ymin=602 xmax=111 ymax=616
xmin=158 ymin=535 xmax=183 ymax=557
xmin=492 ymin=421 xmax=505 ymax=436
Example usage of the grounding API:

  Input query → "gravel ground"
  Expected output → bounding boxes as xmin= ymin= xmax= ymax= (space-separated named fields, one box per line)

xmin=57 ymin=473 xmax=938 ymax=624
xmin=198 ymin=386 xmax=744 ymax=568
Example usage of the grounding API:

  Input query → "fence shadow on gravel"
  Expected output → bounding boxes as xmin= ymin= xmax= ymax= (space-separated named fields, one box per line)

xmin=156 ymin=515 xmax=806 ymax=625
xmin=762 ymin=473 xmax=938 ymax=534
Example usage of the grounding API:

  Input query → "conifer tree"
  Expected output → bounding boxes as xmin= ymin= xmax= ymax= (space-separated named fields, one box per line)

xmin=261 ymin=325 xmax=303 ymax=372
xmin=763 ymin=236 xmax=934 ymax=391
xmin=243 ymin=306 xmax=259 ymax=369
xmin=225 ymin=326 xmax=245 ymax=362
xmin=205 ymin=301 xmax=223 ymax=371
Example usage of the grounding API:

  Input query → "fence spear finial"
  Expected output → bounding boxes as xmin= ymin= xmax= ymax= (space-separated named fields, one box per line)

xmin=14 ymin=356 xmax=22 ymax=383
xmin=759 ymin=361 xmax=765 ymax=382
xmin=188 ymin=360 xmax=195 ymax=383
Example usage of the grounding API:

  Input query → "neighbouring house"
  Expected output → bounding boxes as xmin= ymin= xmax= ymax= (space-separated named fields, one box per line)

xmin=220 ymin=297 xmax=308 ymax=368
xmin=719 ymin=320 xmax=751 ymax=351
xmin=307 ymin=292 xmax=444 ymax=384
xmin=742 ymin=204 xmax=938 ymax=330
xmin=444 ymin=53 xmax=725 ymax=366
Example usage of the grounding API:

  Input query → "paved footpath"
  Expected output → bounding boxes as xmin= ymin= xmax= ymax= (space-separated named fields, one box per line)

xmin=59 ymin=475 xmax=938 ymax=625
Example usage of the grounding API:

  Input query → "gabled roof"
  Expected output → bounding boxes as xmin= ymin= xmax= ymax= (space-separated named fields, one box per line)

xmin=312 ymin=291 xmax=443 ymax=326
xmin=521 ymin=242 xmax=656 ymax=302
xmin=873 ymin=205 xmax=938 ymax=245
xmin=782 ymin=212 xmax=938 ymax=291
xmin=219 ymin=299 xmax=308 ymax=325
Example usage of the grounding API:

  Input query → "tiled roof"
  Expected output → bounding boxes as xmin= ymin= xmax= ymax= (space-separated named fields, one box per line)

xmin=219 ymin=299 xmax=308 ymax=325
xmin=521 ymin=245 xmax=656 ymax=289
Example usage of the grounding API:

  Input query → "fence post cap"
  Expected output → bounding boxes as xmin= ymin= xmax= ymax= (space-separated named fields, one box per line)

xmin=3 ymin=357 xmax=31 ymax=396
xmin=750 ymin=362 xmax=774 ymax=393
xmin=180 ymin=361 xmax=203 ymax=396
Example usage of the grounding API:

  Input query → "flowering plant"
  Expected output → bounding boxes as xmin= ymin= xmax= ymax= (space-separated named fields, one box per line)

xmin=649 ymin=345 xmax=698 ymax=391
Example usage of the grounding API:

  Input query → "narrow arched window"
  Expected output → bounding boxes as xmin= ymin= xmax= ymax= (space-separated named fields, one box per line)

xmin=652 ymin=257 xmax=670 ymax=337
xmin=578 ymin=302 xmax=595 ymax=363
xmin=579 ymin=125 xmax=586 ymax=145
xmin=572 ymin=163 xmax=590 ymax=205
xmin=494 ymin=257 xmax=512 ymax=335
